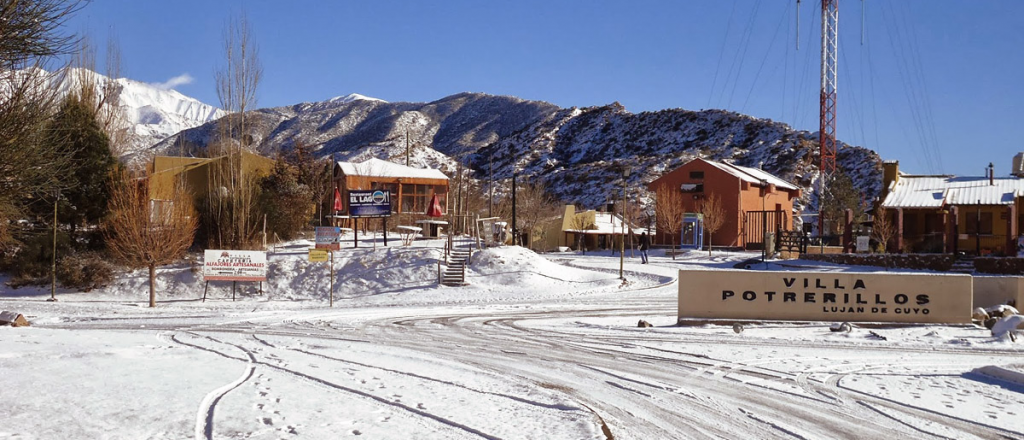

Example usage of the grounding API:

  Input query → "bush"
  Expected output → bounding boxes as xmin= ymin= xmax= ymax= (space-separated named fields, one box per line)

xmin=2 ymin=231 xmax=72 ymax=287
xmin=56 ymin=252 xmax=115 ymax=291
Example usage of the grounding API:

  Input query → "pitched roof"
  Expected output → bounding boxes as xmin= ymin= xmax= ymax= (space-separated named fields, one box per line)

xmin=337 ymin=158 xmax=448 ymax=181
xmin=564 ymin=211 xmax=637 ymax=235
xmin=882 ymin=174 xmax=1023 ymax=208
xmin=699 ymin=158 xmax=800 ymax=191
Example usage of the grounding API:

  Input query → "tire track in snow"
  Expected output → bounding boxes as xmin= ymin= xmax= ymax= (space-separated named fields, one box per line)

xmin=250 ymin=334 xmax=585 ymax=412
xmin=169 ymin=333 xmax=256 ymax=440
xmin=190 ymin=333 xmax=504 ymax=440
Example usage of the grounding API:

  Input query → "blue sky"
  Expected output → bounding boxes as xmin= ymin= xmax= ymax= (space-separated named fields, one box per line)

xmin=67 ymin=1 xmax=1023 ymax=177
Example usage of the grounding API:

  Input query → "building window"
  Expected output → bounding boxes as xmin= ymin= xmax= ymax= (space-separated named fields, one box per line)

xmin=680 ymin=183 xmax=704 ymax=193
xmin=149 ymin=200 xmax=173 ymax=225
xmin=400 ymin=184 xmax=447 ymax=214
xmin=965 ymin=212 xmax=993 ymax=235
xmin=689 ymin=171 xmax=704 ymax=180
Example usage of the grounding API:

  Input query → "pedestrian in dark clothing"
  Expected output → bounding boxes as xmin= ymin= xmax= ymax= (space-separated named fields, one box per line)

xmin=639 ymin=232 xmax=650 ymax=264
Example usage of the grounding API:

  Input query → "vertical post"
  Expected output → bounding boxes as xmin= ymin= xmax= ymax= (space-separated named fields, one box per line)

xmin=843 ymin=208 xmax=854 ymax=253
xmin=232 ymin=281 xmax=236 ymax=301
xmin=511 ymin=172 xmax=517 ymax=245
xmin=383 ymin=216 xmax=388 ymax=246
xmin=329 ymin=250 xmax=334 ymax=307
xmin=976 ymin=202 xmax=982 ymax=255
xmin=1008 ymin=205 xmax=1017 ymax=257
xmin=620 ymin=180 xmax=625 ymax=279
xmin=488 ymin=153 xmax=493 ymax=218
xmin=760 ymin=180 xmax=768 ymax=267
xmin=49 ymin=190 xmax=58 ymax=302
xmin=952 ymin=206 xmax=959 ymax=255
xmin=897 ymin=208 xmax=904 ymax=252
xmin=203 ymin=281 xmax=209 ymax=302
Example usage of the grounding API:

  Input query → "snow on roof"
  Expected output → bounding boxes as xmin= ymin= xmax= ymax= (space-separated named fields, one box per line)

xmin=882 ymin=174 xmax=1023 ymax=208
xmin=566 ymin=211 xmax=637 ymax=235
xmin=337 ymin=158 xmax=448 ymax=181
xmin=702 ymin=159 xmax=799 ymax=191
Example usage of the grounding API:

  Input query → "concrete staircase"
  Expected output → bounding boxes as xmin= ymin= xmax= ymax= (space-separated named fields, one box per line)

xmin=950 ymin=256 xmax=975 ymax=274
xmin=441 ymin=249 xmax=471 ymax=286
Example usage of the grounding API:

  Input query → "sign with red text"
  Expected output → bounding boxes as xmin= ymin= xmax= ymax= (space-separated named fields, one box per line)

xmin=315 ymin=226 xmax=341 ymax=250
xmin=203 ymin=250 xmax=268 ymax=281
xmin=679 ymin=270 xmax=972 ymax=324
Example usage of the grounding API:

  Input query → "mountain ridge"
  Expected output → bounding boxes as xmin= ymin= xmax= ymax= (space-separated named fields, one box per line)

xmin=147 ymin=91 xmax=882 ymax=215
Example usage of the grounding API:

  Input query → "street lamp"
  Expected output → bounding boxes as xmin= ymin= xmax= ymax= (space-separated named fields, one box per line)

xmin=760 ymin=179 xmax=768 ymax=268
xmin=620 ymin=168 xmax=630 ymax=280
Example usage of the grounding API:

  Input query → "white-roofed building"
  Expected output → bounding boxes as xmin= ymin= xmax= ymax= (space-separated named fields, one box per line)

xmin=647 ymin=158 xmax=801 ymax=249
xmin=333 ymin=158 xmax=449 ymax=217
xmin=879 ymin=160 xmax=1024 ymax=255
xmin=557 ymin=205 xmax=640 ymax=253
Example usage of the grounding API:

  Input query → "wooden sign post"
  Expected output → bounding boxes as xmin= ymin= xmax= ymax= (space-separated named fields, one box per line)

xmin=308 ymin=248 xmax=333 ymax=307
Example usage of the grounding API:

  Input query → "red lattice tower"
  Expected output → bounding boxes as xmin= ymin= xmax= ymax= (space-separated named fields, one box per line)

xmin=818 ymin=0 xmax=839 ymax=233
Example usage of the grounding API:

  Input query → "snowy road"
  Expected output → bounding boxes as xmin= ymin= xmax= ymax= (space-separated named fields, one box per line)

xmin=4 ymin=250 xmax=1024 ymax=439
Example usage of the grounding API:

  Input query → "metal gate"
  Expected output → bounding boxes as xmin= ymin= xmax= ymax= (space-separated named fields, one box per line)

xmin=744 ymin=210 xmax=787 ymax=250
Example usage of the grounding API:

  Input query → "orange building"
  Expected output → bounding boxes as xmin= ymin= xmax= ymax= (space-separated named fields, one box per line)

xmin=333 ymin=158 xmax=449 ymax=216
xmin=647 ymin=158 xmax=801 ymax=249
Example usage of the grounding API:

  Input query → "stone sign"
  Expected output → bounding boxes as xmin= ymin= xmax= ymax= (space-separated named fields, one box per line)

xmin=679 ymin=269 xmax=972 ymax=324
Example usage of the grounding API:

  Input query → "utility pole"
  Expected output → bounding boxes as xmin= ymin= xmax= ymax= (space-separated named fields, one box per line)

xmin=620 ymin=173 xmax=626 ymax=280
xmin=49 ymin=190 xmax=58 ymax=302
xmin=511 ymin=172 xmax=517 ymax=245
xmin=488 ymin=152 xmax=493 ymax=218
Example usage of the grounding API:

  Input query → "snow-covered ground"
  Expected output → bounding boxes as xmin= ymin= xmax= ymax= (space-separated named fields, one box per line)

xmin=2 ymin=235 xmax=1023 ymax=440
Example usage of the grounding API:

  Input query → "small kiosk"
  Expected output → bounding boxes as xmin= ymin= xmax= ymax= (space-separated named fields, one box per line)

xmin=680 ymin=213 xmax=704 ymax=250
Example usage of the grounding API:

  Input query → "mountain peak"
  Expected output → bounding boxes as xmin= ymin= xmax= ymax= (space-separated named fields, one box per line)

xmin=328 ymin=93 xmax=386 ymax=104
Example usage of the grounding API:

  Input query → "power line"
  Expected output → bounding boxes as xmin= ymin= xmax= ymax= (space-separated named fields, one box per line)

xmin=723 ymin=0 xmax=764 ymax=110
xmin=707 ymin=0 xmax=739 ymax=110
xmin=741 ymin=1 xmax=792 ymax=113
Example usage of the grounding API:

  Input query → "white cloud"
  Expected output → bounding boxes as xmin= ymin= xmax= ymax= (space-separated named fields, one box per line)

xmin=151 ymin=73 xmax=194 ymax=90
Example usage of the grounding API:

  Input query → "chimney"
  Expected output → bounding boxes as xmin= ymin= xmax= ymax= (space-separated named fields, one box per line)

xmin=990 ymin=162 xmax=995 ymax=185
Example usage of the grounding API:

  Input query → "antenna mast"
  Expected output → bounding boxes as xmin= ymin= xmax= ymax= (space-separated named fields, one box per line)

xmin=819 ymin=0 xmax=839 ymax=233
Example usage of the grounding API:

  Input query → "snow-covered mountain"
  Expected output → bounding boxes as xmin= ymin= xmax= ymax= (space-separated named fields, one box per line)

xmin=48 ymin=68 xmax=225 ymax=160
xmin=151 ymin=92 xmax=882 ymax=213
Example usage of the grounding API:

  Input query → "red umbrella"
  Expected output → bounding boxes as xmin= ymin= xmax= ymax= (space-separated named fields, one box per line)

xmin=333 ymin=188 xmax=343 ymax=212
xmin=426 ymin=193 xmax=443 ymax=217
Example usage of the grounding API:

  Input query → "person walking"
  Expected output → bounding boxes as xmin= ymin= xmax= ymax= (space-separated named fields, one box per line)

xmin=638 ymin=232 xmax=650 ymax=264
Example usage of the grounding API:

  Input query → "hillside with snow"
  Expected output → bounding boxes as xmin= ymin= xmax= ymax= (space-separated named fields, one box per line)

xmin=151 ymin=92 xmax=882 ymax=213
xmin=46 ymin=68 xmax=225 ymax=162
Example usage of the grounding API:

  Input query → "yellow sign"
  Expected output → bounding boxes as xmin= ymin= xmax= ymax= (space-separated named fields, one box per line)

xmin=308 ymin=249 xmax=329 ymax=262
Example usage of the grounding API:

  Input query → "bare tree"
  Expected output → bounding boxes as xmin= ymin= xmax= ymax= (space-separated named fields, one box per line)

xmin=68 ymin=34 xmax=134 ymax=158
xmin=655 ymin=185 xmax=686 ymax=260
xmin=566 ymin=207 xmax=592 ymax=255
xmin=0 ymin=0 xmax=82 ymax=66
xmin=105 ymin=168 xmax=198 ymax=308
xmin=216 ymin=13 xmax=262 ymax=136
xmin=496 ymin=178 xmax=561 ymax=250
xmin=0 ymin=0 xmax=82 ymax=249
xmin=698 ymin=193 xmax=725 ymax=256
xmin=871 ymin=206 xmax=896 ymax=254
xmin=206 ymin=12 xmax=263 ymax=249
